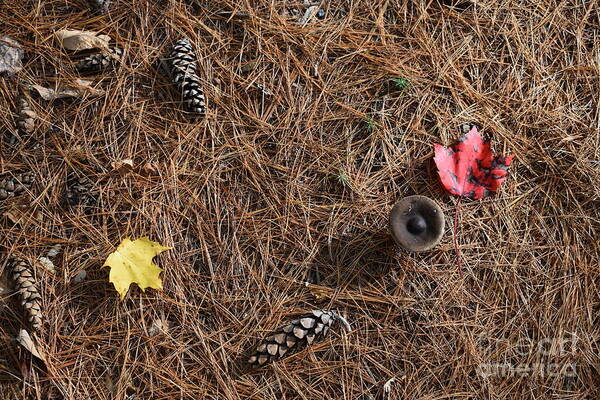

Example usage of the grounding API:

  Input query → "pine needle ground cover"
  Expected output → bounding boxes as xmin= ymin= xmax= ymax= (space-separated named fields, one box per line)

xmin=1 ymin=1 xmax=599 ymax=399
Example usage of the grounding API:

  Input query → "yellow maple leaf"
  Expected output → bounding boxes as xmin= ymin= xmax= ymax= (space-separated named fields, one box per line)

xmin=103 ymin=237 xmax=171 ymax=300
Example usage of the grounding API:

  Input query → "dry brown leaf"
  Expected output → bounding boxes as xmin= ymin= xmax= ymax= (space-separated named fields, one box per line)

xmin=35 ymin=257 xmax=56 ymax=273
xmin=4 ymin=204 xmax=42 ymax=225
xmin=111 ymin=159 xmax=134 ymax=173
xmin=104 ymin=376 xmax=117 ymax=397
xmin=54 ymin=29 xmax=110 ymax=51
xmin=31 ymin=84 xmax=78 ymax=100
xmin=30 ymin=80 xmax=104 ymax=100
xmin=142 ymin=162 xmax=158 ymax=175
xmin=17 ymin=329 xmax=45 ymax=361
xmin=306 ymin=283 xmax=329 ymax=301
xmin=67 ymin=145 xmax=87 ymax=160
xmin=148 ymin=318 xmax=169 ymax=336
xmin=239 ymin=60 xmax=258 ymax=73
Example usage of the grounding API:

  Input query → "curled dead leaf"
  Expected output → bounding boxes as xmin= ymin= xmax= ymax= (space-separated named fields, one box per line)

xmin=30 ymin=80 xmax=104 ymax=101
xmin=54 ymin=29 xmax=110 ymax=51
xmin=31 ymin=84 xmax=78 ymax=100
xmin=72 ymin=79 xmax=105 ymax=96
xmin=17 ymin=329 xmax=45 ymax=361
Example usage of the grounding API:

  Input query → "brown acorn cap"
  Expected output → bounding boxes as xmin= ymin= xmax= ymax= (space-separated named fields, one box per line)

xmin=389 ymin=195 xmax=445 ymax=252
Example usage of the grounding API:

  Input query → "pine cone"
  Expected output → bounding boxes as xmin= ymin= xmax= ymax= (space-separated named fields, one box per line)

xmin=76 ymin=47 xmax=122 ymax=74
xmin=167 ymin=38 xmax=206 ymax=116
xmin=66 ymin=172 xmax=98 ymax=210
xmin=10 ymin=257 xmax=42 ymax=331
xmin=248 ymin=310 xmax=351 ymax=367
xmin=0 ymin=173 xmax=34 ymax=201
xmin=16 ymin=96 xmax=36 ymax=134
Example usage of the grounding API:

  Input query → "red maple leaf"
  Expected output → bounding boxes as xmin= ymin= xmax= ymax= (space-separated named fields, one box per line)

xmin=433 ymin=127 xmax=514 ymax=199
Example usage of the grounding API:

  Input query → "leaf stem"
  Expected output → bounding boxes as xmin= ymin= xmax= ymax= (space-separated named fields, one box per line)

xmin=454 ymin=198 xmax=463 ymax=275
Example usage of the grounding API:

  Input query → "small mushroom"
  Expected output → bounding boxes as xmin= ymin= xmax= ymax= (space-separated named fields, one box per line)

xmin=389 ymin=195 xmax=445 ymax=252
